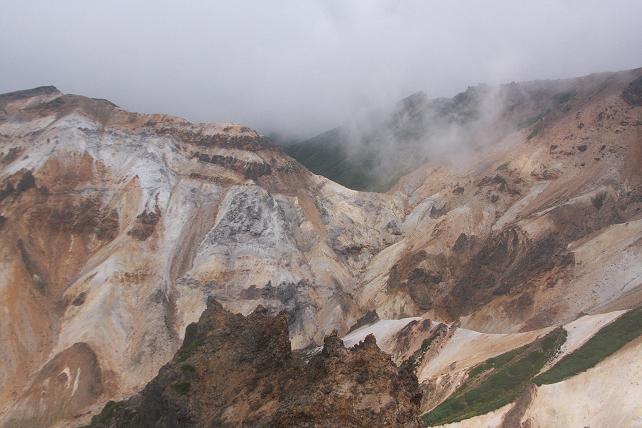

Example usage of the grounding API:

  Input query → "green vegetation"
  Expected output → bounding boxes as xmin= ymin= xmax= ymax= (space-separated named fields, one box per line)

xmin=176 ymin=338 xmax=203 ymax=362
xmin=527 ymin=127 xmax=541 ymax=140
xmin=466 ymin=348 xmax=519 ymax=379
xmin=283 ymin=128 xmax=415 ymax=192
xmin=535 ymin=307 xmax=642 ymax=385
xmin=520 ymin=108 xmax=556 ymax=141
xmin=408 ymin=335 xmax=438 ymax=370
xmin=284 ymin=133 xmax=375 ymax=191
xmin=181 ymin=363 xmax=197 ymax=375
xmin=422 ymin=328 xmax=566 ymax=426
xmin=591 ymin=191 xmax=607 ymax=210
xmin=518 ymin=109 xmax=549 ymax=130
xmin=422 ymin=309 xmax=642 ymax=426
xmin=554 ymin=91 xmax=576 ymax=104
xmin=172 ymin=382 xmax=191 ymax=395
xmin=93 ymin=400 xmax=123 ymax=424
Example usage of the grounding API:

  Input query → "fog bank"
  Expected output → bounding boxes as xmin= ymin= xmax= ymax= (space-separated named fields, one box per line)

xmin=1 ymin=1 xmax=641 ymax=138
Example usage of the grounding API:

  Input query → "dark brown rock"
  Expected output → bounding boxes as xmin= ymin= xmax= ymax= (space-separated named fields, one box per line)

xmin=347 ymin=309 xmax=380 ymax=333
xmin=623 ymin=75 xmax=642 ymax=106
xmin=88 ymin=298 xmax=422 ymax=428
xmin=127 ymin=205 xmax=161 ymax=241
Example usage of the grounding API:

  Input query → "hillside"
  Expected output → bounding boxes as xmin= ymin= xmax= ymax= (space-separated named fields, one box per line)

xmin=0 ymin=67 xmax=641 ymax=427
xmin=286 ymin=71 xmax=642 ymax=192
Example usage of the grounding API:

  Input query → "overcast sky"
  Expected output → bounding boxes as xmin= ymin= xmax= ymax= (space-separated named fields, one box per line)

xmin=1 ymin=1 xmax=641 ymax=138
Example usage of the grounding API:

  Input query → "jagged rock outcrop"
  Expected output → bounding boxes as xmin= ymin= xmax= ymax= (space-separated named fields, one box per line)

xmin=88 ymin=298 xmax=422 ymax=428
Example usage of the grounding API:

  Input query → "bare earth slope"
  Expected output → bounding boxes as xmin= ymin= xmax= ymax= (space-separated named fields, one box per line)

xmin=0 ymin=68 xmax=641 ymax=427
xmin=365 ymin=69 xmax=642 ymax=333
xmin=0 ymin=86 xmax=402 ymax=426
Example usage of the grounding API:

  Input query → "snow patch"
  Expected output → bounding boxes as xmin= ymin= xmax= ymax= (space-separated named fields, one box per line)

xmin=71 ymin=368 xmax=81 ymax=396
xmin=342 ymin=317 xmax=421 ymax=349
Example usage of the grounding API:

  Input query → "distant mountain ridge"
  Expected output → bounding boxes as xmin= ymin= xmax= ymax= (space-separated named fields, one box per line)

xmin=285 ymin=70 xmax=642 ymax=191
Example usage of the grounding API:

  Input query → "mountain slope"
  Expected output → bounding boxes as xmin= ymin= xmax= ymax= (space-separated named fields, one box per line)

xmin=0 ymin=67 xmax=640 ymax=427
xmin=286 ymin=70 xmax=642 ymax=192
xmin=360 ymin=69 xmax=642 ymax=333
xmin=0 ymin=86 xmax=402 ymax=426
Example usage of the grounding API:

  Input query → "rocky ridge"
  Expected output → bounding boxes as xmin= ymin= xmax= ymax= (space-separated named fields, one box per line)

xmin=87 ymin=298 xmax=422 ymax=427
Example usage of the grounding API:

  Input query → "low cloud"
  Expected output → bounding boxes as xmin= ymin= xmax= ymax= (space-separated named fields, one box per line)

xmin=1 ymin=1 xmax=641 ymax=138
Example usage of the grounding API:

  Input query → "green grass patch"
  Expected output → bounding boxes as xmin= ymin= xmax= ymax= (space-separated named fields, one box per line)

xmin=535 ymin=307 xmax=642 ymax=385
xmin=467 ymin=348 xmax=518 ymax=379
xmin=172 ymin=382 xmax=191 ymax=395
xmin=422 ymin=328 xmax=566 ymax=426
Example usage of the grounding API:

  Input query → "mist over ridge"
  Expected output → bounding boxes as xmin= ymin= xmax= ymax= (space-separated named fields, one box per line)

xmin=2 ymin=1 xmax=642 ymax=138
xmin=286 ymin=69 xmax=641 ymax=191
